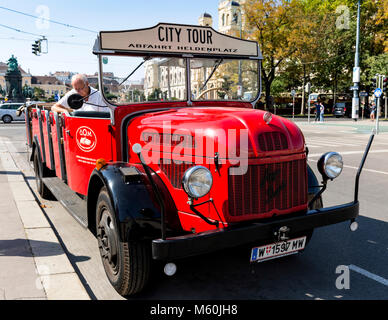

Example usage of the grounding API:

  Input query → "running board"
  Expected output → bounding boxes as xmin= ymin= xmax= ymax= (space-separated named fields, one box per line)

xmin=42 ymin=177 xmax=88 ymax=228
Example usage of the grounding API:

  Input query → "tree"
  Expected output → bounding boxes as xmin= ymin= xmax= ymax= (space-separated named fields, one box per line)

xmin=244 ymin=0 xmax=301 ymax=109
xmin=147 ymin=88 xmax=163 ymax=101
xmin=217 ymin=75 xmax=234 ymax=99
xmin=244 ymin=0 xmax=387 ymax=114
xmin=33 ymin=87 xmax=46 ymax=100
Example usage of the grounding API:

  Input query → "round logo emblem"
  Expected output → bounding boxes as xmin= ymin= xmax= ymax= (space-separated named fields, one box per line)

xmin=76 ymin=126 xmax=97 ymax=152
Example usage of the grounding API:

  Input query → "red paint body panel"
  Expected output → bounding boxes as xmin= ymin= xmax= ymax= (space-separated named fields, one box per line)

xmin=31 ymin=101 xmax=308 ymax=234
xmin=62 ymin=115 xmax=113 ymax=196
xmin=50 ymin=114 xmax=65 ymax=180
xmin=124 ymin=106 xmax=307 ymax=233
xmin=41 ymin=112 xmax=54 ymax=170
xmin=31 ymin=109 xmax=43 ymax=157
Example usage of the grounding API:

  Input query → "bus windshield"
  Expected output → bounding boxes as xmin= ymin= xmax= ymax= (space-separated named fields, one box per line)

xmin=100 ymin=55 xmax=260 ymax=105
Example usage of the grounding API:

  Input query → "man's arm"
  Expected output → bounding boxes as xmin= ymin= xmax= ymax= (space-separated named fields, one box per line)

xmin=51 ymin=102 xmax=73 ymax=113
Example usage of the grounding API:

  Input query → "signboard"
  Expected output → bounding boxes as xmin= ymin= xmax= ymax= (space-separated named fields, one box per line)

xmin=374 ymin=88 xmax=382 ymax=98
xmin=99 ymin=23 xmax=260 ymax=58
xmin=353 ymin=67 xmax=360 ymax=83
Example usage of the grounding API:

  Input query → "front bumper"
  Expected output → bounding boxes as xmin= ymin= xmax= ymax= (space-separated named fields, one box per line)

xmin=152 ymin=201 xmax=359 ymax=260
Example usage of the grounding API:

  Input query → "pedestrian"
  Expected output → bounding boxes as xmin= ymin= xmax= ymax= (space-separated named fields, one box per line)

xmin=319 ymin=101 xmax=324 ymax=122
xmin=314 ymin=102 xmax=320 ymax=122
xmin=370 ymin=102 xmax=376 ymax=121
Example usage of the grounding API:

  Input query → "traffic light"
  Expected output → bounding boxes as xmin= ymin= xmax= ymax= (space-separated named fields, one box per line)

xmin=383 ymin=77 xmax=388 ymax=93
xmin=32 ymin=40 xmax=41 ymax=56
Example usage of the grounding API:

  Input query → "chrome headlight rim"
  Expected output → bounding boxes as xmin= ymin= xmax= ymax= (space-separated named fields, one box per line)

xmin=182 ymin=166 xmax=213 ymax=199
xmin=318 ymin=152 xmax=343 ymax=180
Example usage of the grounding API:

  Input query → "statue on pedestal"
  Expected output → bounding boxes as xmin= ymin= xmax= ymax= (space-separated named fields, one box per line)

xmin=5 ymin=55 xmax=25 ymax=102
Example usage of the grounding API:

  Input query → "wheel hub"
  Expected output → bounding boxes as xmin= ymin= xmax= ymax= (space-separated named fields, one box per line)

xmin=97 ymin=209 xmax=118 ymax=274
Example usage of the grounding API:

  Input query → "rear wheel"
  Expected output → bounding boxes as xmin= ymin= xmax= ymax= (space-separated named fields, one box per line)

xmin=2 ymin=115 xmax=12 ymax=124
xmin=96 ymin=187 xmax=151 ymax=296
xmin=33 ymin=151 xmax=53 ymax=199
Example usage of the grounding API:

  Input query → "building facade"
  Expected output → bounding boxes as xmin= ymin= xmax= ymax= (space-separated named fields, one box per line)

xmin=31 ymin=76 xmax=70 ymax=98
xmin=143 ymin=1 xmax=246 ymax=101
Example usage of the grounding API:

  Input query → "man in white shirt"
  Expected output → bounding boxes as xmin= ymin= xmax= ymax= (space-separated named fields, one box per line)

xmin=51 ymin=74 xmax=107 ymax=113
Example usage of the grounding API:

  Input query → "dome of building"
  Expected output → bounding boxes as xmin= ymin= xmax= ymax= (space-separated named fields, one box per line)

xmin=200 ymin=12 xmax=212 ymax=18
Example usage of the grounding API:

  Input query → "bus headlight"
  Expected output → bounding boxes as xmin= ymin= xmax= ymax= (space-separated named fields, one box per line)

xmin=182 ymin=166 xmax=213 ymax=199
xmin=318 ymin=152 xmax=343 ymax=180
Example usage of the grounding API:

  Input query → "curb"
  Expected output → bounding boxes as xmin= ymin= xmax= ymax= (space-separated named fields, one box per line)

xmin=0 ymin=138 xmax=90 ymax=300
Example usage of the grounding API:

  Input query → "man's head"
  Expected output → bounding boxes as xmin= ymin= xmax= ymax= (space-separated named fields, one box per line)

xmin=71 ymin=74 xmax=89 ymax=97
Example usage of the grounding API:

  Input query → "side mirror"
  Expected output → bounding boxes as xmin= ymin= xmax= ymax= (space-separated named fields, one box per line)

xmin=67 ymin=94 xmax=84 ymax=110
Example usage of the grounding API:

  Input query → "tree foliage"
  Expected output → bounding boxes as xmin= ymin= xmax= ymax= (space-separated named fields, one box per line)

xmin=242 ymin=0 xmax=387 ymax=113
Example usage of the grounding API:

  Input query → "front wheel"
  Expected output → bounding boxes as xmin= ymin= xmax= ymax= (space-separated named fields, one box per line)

xmin=96 ymin=187 xmax=151 ymax=296
xmin=2 ymin=115 xmax=12 ymax=124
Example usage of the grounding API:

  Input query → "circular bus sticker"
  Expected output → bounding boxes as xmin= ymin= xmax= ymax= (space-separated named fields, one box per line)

xmin=76 ymin=126 xmax=97 ymax=152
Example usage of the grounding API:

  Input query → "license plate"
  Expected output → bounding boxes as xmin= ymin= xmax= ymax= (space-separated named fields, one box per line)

xmin=250 ymin=236 xmax=307 ymax=263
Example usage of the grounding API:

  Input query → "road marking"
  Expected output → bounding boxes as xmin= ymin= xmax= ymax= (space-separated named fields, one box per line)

xmin=348 ymin=265 xmax=388 ymax=287
xmin=307 ymin=140 xmax=360 ymax=147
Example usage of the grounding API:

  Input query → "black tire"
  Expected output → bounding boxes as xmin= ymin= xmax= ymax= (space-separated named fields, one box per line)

xmin=2 ymin=115 xmax=12 ymax=124
xmin=33 ymin=151 xmax=54 ymax=199
xmin=96 ymin=187 xmax=150 ymax=296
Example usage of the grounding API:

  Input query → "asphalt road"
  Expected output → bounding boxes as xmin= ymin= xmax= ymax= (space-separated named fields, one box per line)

xmin=1 ymin=119 xmax=387 ymax=300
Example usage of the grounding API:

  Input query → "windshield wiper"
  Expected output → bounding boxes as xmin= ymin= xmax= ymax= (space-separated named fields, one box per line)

xmin=199 ymin=59 xmax=223 ymax=92
xmin=119 ymin=56 xmax=151 ymax=87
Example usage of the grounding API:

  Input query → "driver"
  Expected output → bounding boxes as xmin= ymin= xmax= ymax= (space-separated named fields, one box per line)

xmin=51 ymin=74 xmax=107 ymax=113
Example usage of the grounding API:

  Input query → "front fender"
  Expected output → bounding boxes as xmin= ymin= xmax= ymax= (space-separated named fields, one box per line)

xmin=87 ymin=163 xmax=180 ymax=242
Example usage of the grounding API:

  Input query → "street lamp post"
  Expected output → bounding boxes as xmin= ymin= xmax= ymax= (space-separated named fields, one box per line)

xmin=351 ymin=0 xmax=361 ymax=121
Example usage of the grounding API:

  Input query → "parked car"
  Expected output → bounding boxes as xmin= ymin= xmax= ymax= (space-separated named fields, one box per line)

xmin=333 ymin=102 xmax=351 ymax=117
xmin=333 ymin=102 xmax=369 ymax=118
xmin=0 ymin=102 xmax=25 ymax=123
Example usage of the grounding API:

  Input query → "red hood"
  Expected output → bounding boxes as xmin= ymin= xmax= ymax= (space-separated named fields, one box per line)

xmin=127 ymin=107 xmax=305 ymax=159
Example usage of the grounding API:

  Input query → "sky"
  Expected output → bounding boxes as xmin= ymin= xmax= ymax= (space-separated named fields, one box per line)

xmin=0 ymin=0 xmax=221 ymax=78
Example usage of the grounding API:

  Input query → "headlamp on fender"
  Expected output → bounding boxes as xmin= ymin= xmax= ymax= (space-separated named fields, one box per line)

xmin=182 ymin=166 xmax=213 ymax=199
xmin=318 ymin=152 xmax=343 ymax=180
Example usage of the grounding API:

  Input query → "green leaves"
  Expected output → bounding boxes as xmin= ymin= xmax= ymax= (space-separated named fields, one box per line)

xmin=243 ymin=0 xmax=386 ymax=109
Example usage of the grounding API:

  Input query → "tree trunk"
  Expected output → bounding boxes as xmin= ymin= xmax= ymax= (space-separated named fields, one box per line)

xmin=265 ymin=80 xmax=272 ymax=111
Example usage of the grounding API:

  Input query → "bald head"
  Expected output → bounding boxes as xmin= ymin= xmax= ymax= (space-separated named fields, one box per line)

xmin=71 ymin=74 xmax=90 ymax=97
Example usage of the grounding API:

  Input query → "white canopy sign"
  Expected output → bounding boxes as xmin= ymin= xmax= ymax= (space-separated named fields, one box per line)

xmin=99 ymin=23 xmax=259 ymax=58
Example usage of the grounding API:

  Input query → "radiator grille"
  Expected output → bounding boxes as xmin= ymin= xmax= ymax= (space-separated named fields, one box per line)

xmin=159 ymin=159 xmax=192 ymax=189
xmin=258 ymin=132 xmax=288 ymax=151
xmin=228 ymin=158 xmax=307 ymax=217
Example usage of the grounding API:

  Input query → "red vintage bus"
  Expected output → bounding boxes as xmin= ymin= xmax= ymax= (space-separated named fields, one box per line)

xmin=25 ymin=23 xmax=372 ymax=296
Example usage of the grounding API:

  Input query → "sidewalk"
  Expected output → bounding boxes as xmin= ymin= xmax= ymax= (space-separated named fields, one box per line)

xmin=0 ymin=138 xmax=90 ymax=300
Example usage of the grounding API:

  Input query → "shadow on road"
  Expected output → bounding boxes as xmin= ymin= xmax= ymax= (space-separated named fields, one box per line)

xmin=0 ymin=238 xmax=90 ymax=263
